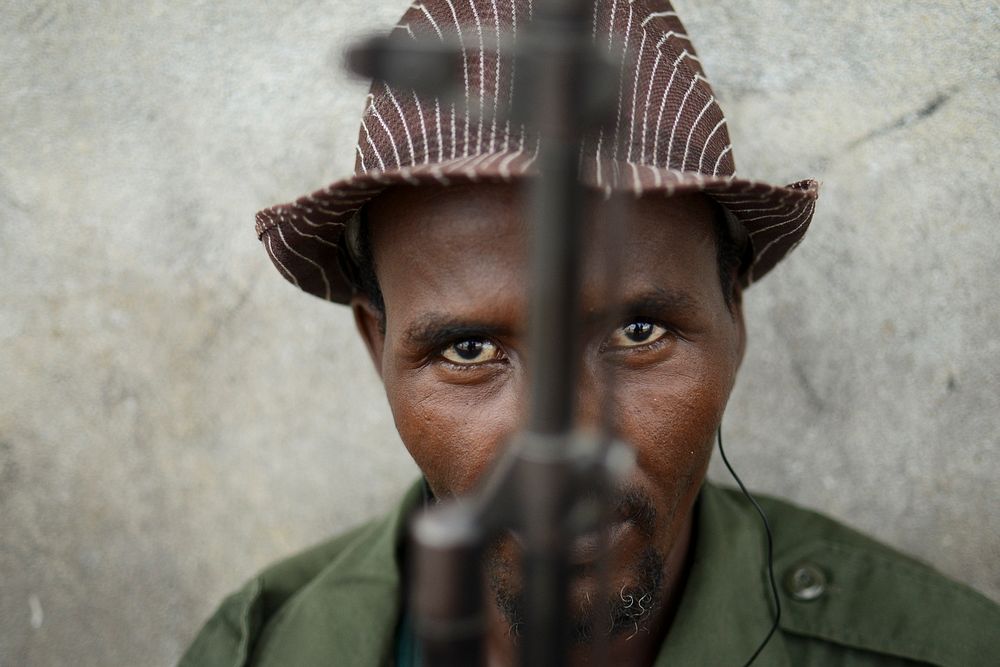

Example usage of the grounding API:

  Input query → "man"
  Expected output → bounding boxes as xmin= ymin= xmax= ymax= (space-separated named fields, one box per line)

xmin=182 ymin=0 xmax=999 ymax=664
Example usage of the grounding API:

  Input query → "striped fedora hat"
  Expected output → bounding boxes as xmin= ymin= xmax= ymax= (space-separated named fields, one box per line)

xmin=256 ymin=0 xmax=819 ymax=303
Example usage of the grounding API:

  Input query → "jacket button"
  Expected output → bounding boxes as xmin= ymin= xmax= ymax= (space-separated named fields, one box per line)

xmin=784 ymin=562 xmax=827 ymax=602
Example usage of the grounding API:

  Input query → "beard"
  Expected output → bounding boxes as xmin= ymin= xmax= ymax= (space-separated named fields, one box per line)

xmin=485 ymin=485 xmax=667 ymax=643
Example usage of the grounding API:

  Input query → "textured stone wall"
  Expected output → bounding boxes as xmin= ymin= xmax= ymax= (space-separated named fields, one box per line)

xmin=1 ymin=1 xmax=996 ymax=664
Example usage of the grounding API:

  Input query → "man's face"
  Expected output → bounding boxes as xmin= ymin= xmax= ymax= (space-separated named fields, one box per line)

xmin=354 ymin=182 xmax=745 ymax=637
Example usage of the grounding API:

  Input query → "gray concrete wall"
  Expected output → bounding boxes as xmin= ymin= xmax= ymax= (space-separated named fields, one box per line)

xmin=1 ymin=1 xmax=996 ymax=664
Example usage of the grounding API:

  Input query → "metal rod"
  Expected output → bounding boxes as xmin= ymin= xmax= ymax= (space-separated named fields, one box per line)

xmin=411 ymin=506 xmax=486 ymax=665
xmin=521 ymin=1 xmax=593 ymax=664
xmin=526 ymin=1 xmax=590 ymax=437
xmin=346 ymin=1 xmax=624 ymax=664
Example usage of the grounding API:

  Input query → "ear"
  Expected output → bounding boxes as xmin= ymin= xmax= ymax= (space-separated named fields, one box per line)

xmin=351 ymin=295 xmax=386 ymax=377
xmin=731 ymin=279 xmax=747 ymax=369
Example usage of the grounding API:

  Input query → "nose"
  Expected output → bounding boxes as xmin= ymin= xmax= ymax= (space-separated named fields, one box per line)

xmin=516 ymin=347 xmax=612 ymax=435
xmin=574 ymin=361 xmax=608 ymax=433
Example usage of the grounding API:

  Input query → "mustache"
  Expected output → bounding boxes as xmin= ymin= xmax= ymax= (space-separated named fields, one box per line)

xmin=427 ymin=477 xmax=658 ymax=539
xmin=556 ymin=483 xmax=658 ymax=539
xmin=608 ymin=484 xmax=658 ymax=538
xmin=471 ymin=483 xmax=659 ymax=555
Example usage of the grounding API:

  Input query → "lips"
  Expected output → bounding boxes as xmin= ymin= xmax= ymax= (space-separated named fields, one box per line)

xmin=501 ymin=487 xmax=656 ymax=568
xmin=507 ymin=517 xmax=636 ymax=567
xmin=568 ymin=519 xmax=633 ymax=566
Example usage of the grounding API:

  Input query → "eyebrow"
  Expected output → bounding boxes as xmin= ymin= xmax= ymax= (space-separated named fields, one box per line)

xmin=403 ymin=314 xmax=515 ymax=350
xmin=403 ymin=287 xmax=698 ymax=349
xmin=583 ymin=286 xmax=701 ymax=327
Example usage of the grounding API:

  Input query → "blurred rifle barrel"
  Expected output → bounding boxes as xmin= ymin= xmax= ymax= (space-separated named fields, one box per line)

xmin=347 ymin=1 xmax=619 ymax=664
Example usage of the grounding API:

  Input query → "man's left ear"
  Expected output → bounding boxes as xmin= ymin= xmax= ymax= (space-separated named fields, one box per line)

xmin=732 ymin=280 xmax=746 ymax=368
xmin=351 ymin=295 xmax=386 ymax=378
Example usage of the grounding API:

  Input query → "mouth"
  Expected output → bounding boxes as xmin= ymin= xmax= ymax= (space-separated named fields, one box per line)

xmin=499 ymin=486 xmax=657 ymax=572
xmin=507 ymin=517 xmax=636 ymax=568
xmin=568 ymin=518 xmax=633 ymax=566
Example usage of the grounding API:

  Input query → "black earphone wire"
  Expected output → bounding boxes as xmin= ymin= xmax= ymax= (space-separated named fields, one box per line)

xmin=716 ymin=427 xmax=781 ymax=666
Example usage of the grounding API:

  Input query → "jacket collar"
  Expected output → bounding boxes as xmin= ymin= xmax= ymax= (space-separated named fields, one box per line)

xmin=653 ymin=482 xmax=790 ymax=665
xmin=291 ymin=480 xmax=788 ymax=666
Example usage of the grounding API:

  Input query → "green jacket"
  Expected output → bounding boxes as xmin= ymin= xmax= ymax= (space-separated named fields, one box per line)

xmin=181 ymin=482 xmax=1000 ymax=666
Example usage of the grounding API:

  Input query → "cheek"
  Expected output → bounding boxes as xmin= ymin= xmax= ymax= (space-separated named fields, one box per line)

xmin=617 ymin=360 xmax=732 ymax=493
xmin=384 ymin=373 xmax=522 ymax=497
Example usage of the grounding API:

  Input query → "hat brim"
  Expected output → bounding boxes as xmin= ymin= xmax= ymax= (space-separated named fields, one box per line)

xmin=255 ymin=150 xmax=819 ymax=303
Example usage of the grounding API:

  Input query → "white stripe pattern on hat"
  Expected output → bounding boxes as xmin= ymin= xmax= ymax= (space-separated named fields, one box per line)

xmin=258 ymin=0 xmax=816 ymax=303
xmin=467 ymin=0 xmax=487 ymax=153
xmin=443 ymin=0 xmax=472 ymax=156
xmin=489 ymin=0 xmax=502 ymax=152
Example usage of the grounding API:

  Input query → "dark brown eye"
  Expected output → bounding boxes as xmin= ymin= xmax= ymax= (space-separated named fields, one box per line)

xmin=607 ymin=320 xmax=668 ymax=349
xmin=441 ymin=338 xmax=500 ymax=365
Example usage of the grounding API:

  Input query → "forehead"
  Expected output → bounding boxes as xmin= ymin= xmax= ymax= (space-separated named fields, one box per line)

xmin=366 ymin=183 xmax=721 ymax=322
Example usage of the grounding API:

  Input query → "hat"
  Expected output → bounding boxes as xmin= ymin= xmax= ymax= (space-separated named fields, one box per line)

xmin=255 ymin=0 xmax=819 ymax=303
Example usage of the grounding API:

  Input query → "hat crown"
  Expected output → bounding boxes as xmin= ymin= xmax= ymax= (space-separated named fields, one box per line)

xmin=354 ymin=0 xmax=735 ymax=180
xmin=255 ymin=0 xmax=817 ymax=304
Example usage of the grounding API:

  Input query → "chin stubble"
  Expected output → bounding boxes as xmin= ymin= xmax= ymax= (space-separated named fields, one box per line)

xmin=487 ymin=486 xmax=668 ymax=644
xmin=490 ymin=545 xmax=666 ymax=644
